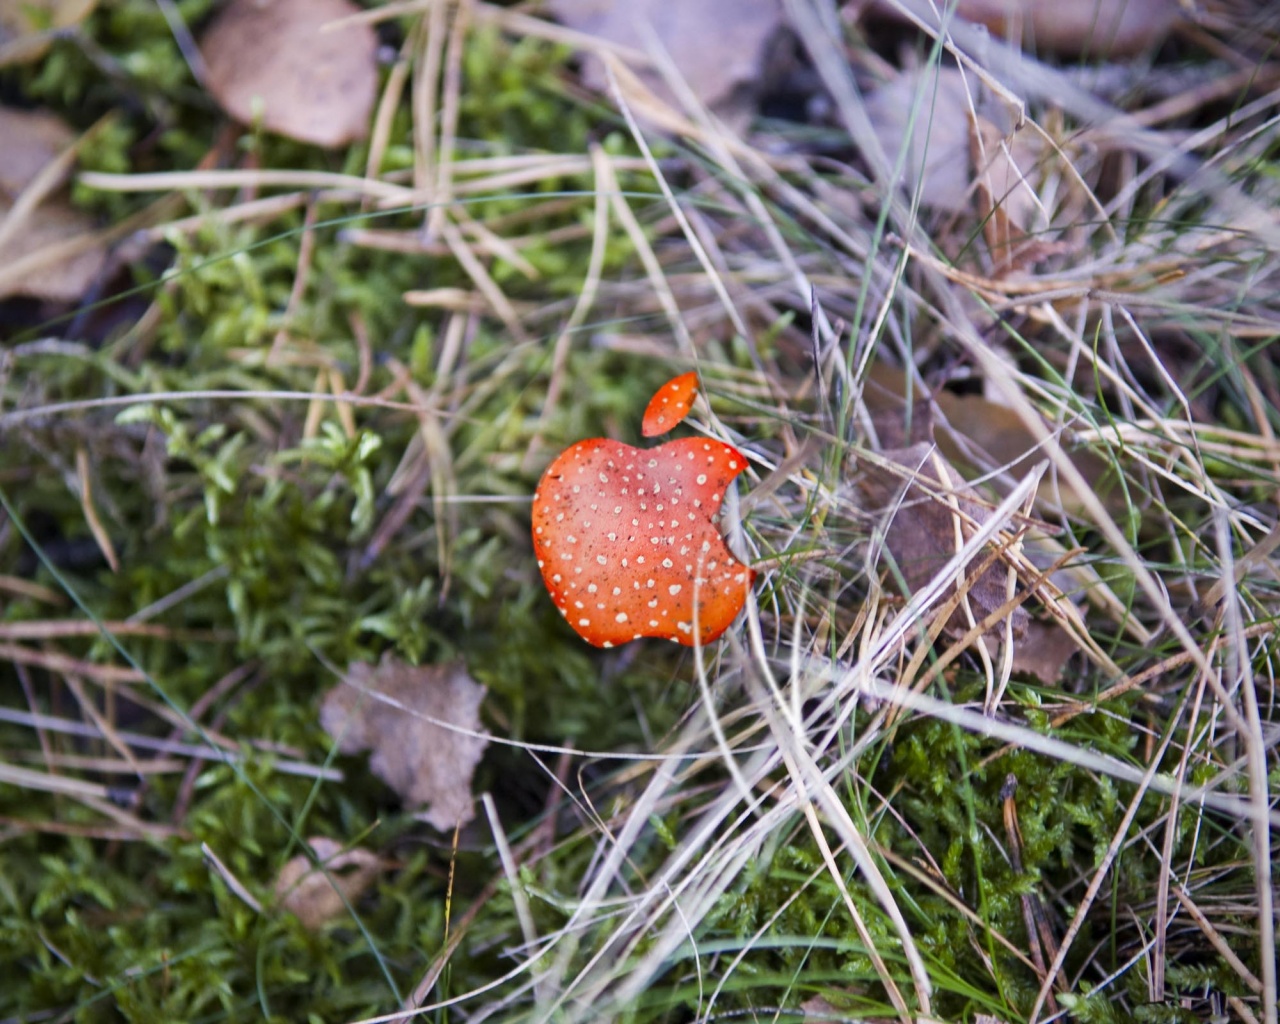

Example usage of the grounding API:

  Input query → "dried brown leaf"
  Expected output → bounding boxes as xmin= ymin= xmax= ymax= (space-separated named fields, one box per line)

xmin=200 ymin=0 xmax=377 ymax=148
xmin=935 ymin=389 xmax=1046 ymax=476
xmin=801 ymin=993 xmax=893 ymax=1022
xmin=274 ymin=837 xmax=385 ymax=930
xmin=320 ymin=657 xmax=488 ymax=831
xmin=864 ymin=367 xmax=934 ymax=450
xmin=1009 ymin=618 xmax=1079 ymax=684
xmin=0 ymin=106 xmax=76 ymax=195
xmin=799 ymin=994 xmax=843 ymax=1022
xmin=859 ymin=361 xmax=1112 ymax=512
xmin=0 ymin=196 xmax=107 ymax=301
xmin=862 ymin=64 xmax=1095 ymax=274
xmin=0 ymin=105 xmax=108 ymax=302
xmin=865 ymin=66 xmax=978 ymax=214
xmin=953 ymin=0 xmax=1181 ymax=57
xmin=933 ymin=389 xmax=1115 ymax=511
xmin=798 ymin=998 xmax=839 ymax=1018
xmin=857 ymin=442 xmax=1029 ymax=641
xmin=548 ymin=0 xmax=783 ymax=125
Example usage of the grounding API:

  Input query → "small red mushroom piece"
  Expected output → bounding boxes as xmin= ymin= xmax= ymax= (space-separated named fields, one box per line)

xmin=641 ymin=371 xmax=700 ymax=437
xmin=532 ymin=434 xmax=755 ymax=648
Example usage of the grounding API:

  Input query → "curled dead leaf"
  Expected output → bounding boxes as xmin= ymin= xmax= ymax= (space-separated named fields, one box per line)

xmin=548 ymin=0 xmax=784 ymax=127
xmin=865 ymin=66 xmax=980 ymax=214
xmin=275 ymin=837 xmax=385 ymax=930
xmin=860 ymin=360 xmax=1113 ymax=513
xmin=952 ymin=0 xmax=1181 ymax=57
xmin=0 ymin=196 xmax=107 ymax=301
xmin=0 ymin=106 xmax=76 ymax=194
xmin=801 ymin=993 xmax=895 ymax=1022
xmin=320 ymin=657 xmax=489 ymax=831
xmin=857 ymin=442 xmax=1029 ymax=642
xmin=799 ymin=994 xmax=844 ymax=1022
xmin=865 ymin=0 xmax=1180 ymax=57
xmin=200 ymin=0 xmax=378 ymax=148
xmin=1009 ymin=618 xmax=1079 ymax=684
xmin=0 ymin=105 xmax=106 ymax=302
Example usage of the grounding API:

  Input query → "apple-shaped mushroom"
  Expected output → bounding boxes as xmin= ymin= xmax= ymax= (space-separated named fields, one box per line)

xmin=532 ymin=374 xmax=755 ymax=647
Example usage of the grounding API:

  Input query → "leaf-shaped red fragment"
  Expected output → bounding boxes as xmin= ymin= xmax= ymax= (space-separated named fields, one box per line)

xmin=642 ymin=372 xmax=700 ymax=437
xmin=532 ymin=436 xmax=754 ymax=647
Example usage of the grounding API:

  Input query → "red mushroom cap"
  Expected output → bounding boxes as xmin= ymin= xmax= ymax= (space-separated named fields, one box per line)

xmin=532 ymin=436 xmax=755 ymax=647
xmin=642 ymin=372 xmax=700 ymax=437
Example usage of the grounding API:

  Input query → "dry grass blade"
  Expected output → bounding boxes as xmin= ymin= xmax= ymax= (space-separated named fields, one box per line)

xmin=0 ymin=642 xmax=144 ymax=684
xmin=1214 ymin=510 xmax=1278 ymax=1021
xmin=761 ymin=690 xmax=931 ymax=1018
xmin=0 ymin=762 xmax=181 ymax=840
xmin=0 ymin=706 xmax=341 ymax=780
xmin=79 ymin=168 xmax=412 ymax=203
